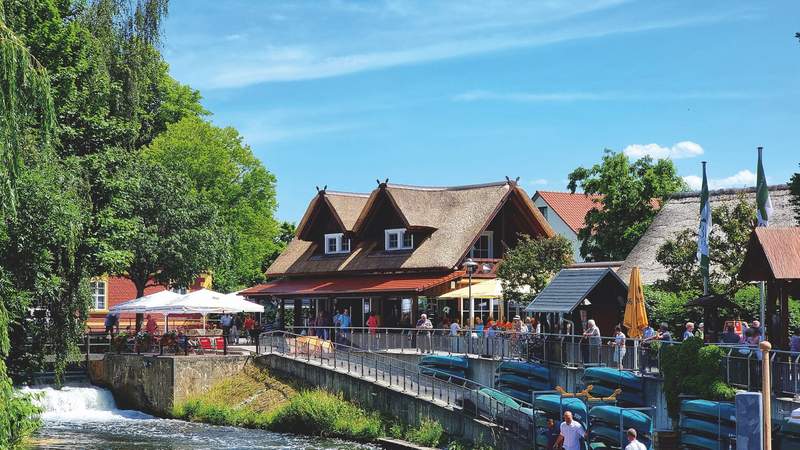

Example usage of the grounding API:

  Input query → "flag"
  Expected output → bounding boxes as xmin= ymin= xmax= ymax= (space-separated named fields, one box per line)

xmin=697 ymin=161 xmax=711 ymax=289
xmin=756 ymin=147 xmax=772 ymax=227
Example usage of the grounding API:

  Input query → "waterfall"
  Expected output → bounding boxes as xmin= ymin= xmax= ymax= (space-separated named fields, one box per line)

xmin=20 ymin=385 xmax=153 ymax=422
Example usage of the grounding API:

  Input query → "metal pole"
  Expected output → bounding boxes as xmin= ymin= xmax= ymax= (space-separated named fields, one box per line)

xmin=762 ymin=341 xmax=772 ymax=450
xmin=468 ymin=270 xmax=474 ymax=328
xmin=760 ymin=282 xmax=767 ymax=339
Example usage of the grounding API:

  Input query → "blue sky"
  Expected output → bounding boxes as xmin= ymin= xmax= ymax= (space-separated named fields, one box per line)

xmin=163 ymin=0 xmax=800 ymax=222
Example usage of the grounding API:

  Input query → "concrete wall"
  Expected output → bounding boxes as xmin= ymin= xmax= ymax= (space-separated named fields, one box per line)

xmin=89 ymin=354 xmax=250 ymax=417
xmin=255 ymin=354 xmax=527 ymax=450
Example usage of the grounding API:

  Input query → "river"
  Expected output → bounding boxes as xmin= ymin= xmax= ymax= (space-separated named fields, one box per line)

xmin=22 ymin=385 xmax=376 ymax=449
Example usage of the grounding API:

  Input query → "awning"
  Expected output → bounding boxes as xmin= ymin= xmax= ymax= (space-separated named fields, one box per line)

xmin=525 ymin=268 xmax=627 ymax=313
xmin=241 ymin=272 xmax=462 ymax=297
xmin=147 ymin=288 xmax=264 ymax=314
xmin=109 ymin=290 xmax=183 ymax=314
xmin=438 ymin=279 xmax=502 ymax=299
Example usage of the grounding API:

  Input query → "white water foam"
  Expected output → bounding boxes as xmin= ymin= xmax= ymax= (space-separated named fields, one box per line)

xmin=21 ymin=385 xmax=154 ymax=422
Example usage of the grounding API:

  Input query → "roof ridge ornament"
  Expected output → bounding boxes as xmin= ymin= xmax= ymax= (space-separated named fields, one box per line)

xmin=504 ymin=176 xmax=520 ymax=186
xmin=315 ymin=185 xmax=327 ymax=194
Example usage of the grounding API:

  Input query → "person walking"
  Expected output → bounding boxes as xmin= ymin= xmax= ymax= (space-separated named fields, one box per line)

xmin=416 ymin=313 xmax=433 ymax=353
xmin=366 ymin=312 xmax=379 ymax=350
xmin=554 ymin=411 xmax=587 ymax=450
xmin=624 ymin=428 xmax=647 ymax=450
xmin=220 ymin=313 xmax=233 ymax=340
xmin=610 ymin=325 xmax=627 ymax=369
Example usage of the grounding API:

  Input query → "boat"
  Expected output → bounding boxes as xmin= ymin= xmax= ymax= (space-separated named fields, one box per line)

xmin=586 ymin=384 xmax=646 ymax=406
xmin=496 ymin=360 xmax=550 ymax=381
xmin=588 ymin=405 xmax=652 ymax=432
xmin=420 ymin=366 xmax=465 ymax=380
xmin=477 ymin=387 xmax=522 ymax=409
xmin=497 ymin=386 xmax=534 ymax=404
xmin=680 ymin=400 xmax=736 ymax=424
xmin=419 ymin=354 xmax=469 ymax=369
xmin=679 ymin=417 xmax=736 ymax=439
xmin=590 ymin=424 xmax=652 ymax=449
xmin=679 ymin=431 xmax=728 ymax=450
xmin=496 ymin=373 xmax=552 ymax=391
xmin=533 ymin=394 xmax=588 ymax=423
xmin=582 ymin=367 xmax=644 ymax=391
xmin=782 ymin=418 xmax=800 ymax=436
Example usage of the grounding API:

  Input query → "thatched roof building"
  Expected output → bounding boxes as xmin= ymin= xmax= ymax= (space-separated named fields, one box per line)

xmin=619 ymin=185 xmax=794 ymax=285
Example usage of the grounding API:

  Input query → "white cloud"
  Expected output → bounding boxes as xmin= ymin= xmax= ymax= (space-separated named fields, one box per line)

xmin=682 ymin=170 xmax=757 ymax=190
xmin=529 ymin=178 xmax=549 ymax=185
xmin=452 ymin=90 xmax=756 ymax=103
xmin=166 ymin=1 xmax=754 ymax=89
xmin=623 ymin=141 xmax=704 ymax=160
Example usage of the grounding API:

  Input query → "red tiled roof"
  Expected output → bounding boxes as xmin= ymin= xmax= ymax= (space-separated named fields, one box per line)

xmin=535 ymin=191 xmax=603 ymax=234
xmin=241 ymin=272 xmax=464 ymax=297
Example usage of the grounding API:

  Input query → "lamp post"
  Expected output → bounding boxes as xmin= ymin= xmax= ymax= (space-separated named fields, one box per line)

xmin=463 ymin=258 xmax=479 ymax=328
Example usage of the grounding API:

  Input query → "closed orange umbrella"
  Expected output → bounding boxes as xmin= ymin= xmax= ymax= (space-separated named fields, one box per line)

xmin=623 ymin=267 xmax=648 ymax=338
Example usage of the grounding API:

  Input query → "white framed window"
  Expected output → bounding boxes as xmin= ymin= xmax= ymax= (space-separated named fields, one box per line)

xmin=91 ymin=280 xmax=107 ymax=310
xmin=324 ymin=233 xmax=350 ymax=254
xmin=385 ymin=228 xmax=413 ymax=251
xmin=470 ymin=231 xmax=494 ymax=259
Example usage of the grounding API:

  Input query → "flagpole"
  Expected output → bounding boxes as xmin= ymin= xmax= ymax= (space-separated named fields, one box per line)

xmin=756 ymin=146 xmax=771 ymax=338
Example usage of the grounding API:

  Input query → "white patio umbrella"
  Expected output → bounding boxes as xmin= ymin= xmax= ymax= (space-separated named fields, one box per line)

xmin=109 ymin=290 xmax=184 ymax=333
xmin=147 ymin=289 xmax=264 ymax=331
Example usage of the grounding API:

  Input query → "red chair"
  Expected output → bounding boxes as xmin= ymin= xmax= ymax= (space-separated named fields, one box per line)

xmin=214 ymin=337 xmax=225 ymax=352
xmin=198 ymin=337 xmax=213 ymax=354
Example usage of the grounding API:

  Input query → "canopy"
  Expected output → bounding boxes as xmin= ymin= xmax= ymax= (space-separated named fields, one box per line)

xmin=623 ymin=266 xmax=648 ymax=339
xmin=439 ymin=279 xmax=502 ymax=299
xmin=148 ymin=288 xmax=264 ymax=314
xmin=109 ymin=290 xmax=183 ymax=314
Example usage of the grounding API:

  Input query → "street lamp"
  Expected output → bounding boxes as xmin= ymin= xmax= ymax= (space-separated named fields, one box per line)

xmin=463 ymin=258 xmax=479 ymax=328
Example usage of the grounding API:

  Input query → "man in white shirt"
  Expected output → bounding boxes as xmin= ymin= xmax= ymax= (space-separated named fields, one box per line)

xmin=625 ymin=428 xmax=647 ymax=450
xmin=555 ymin=411 xmax=586 ymax=450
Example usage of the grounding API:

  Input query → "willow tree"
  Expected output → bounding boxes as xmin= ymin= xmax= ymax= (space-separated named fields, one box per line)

xmin=0 ymin=6 xmax=57 ymax=446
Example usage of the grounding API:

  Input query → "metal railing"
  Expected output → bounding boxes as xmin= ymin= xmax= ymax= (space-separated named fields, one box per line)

xmin=720 ymin=345 xmax=800 ymax=397
xmin=285 ymin=326 xmax=666 ymax=374
xmin=258 ymin=330 xmax=538 ymax=441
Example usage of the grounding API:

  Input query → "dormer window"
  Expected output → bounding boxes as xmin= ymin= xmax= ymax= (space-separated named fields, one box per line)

xmin=324 ymin=233 xmax=350 ymax=254
xmin=470 ymin=231 xmax=494 ymax=259
xmin=385 ymin=228 xmax=413 ymax=251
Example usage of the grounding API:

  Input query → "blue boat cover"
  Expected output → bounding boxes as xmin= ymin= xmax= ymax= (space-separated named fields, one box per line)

xmin=679 ymin=417 xmax=735 ymax=439
xmin=583 ymin=367 xmax=644 ymax=391
xmin=478 ymin=387 xmax=521 ymax=409
xmin=497 ymin=360 xmax=549 ymax=380
xmin=533 ymin=394 xmax=588 ymax=423
xmin=420 ymin=355 xmax=469 ymax=369
xmin=782 ymin=419 xmax=800 ymax=436
xmin=496 ymin=373 xmax=551 ymax=391
xmin=420 ymin=366 xmax=465 ymax=379
xmin=680 ymin=432 xmax=728 ymax=450
xmin=589 ymin=405 xmax=652 ymax=433
xmin=680 ymin=400 xmax=736 ymax=424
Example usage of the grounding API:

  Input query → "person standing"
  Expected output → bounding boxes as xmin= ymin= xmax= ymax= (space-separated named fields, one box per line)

xmin=104 ymin=312 xmax=118 ymax=336
xmin=220 ymin=313 xmax=233 ymax=338
xmin=610 ymin=325 xmax=627 ymax=369
xmin=416 ymin=313 xmax=433 ymax=353
xmin=230 ymin=315 xmax=240 ymax=344
xmin=657 ymin=323 xmax=673 ymax=343
xmin=243 ymin=315 xmax=255 ymax=344
xmin=624 ymin=428 xmax=647 ymax=450
xmin=583 ymin=319 xmax=601 ymax=364
xmin=144 ymin=314 xmax=158 ymax=335
xmin=366 ymin=312 xmax=379 ymax=350
xmin=683 ymin=322 xmax=695 ymax=340
xmin=554 ymin=411 xmax=586 ymax=450
xmin=338 ymin=308 xmax=351 ymax=346
xmin=720 ymin=324 xmax=741 ymax=344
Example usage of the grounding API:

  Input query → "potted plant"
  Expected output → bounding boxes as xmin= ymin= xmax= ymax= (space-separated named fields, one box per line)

xmin=135 ymin=331 xmax=152 ymax=353
xmin=111 ymin=333 xmax=129 ymax=353
xmin=161 ymin=331 xmax=178 ymax=352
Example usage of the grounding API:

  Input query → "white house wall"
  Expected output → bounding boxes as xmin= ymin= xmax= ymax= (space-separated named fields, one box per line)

xmin=532 ymin=197 xmax=584 ymax=262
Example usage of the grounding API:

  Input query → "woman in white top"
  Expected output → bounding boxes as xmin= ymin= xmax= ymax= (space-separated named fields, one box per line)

xmin=610 ymin=325 xmax=627 ymax=369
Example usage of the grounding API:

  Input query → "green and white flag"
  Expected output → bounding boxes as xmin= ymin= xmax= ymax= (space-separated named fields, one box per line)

xmin=697 ymin=162 xmax=711 ymax=291
xmin=756 ymin=147 xmax=772 ymax=227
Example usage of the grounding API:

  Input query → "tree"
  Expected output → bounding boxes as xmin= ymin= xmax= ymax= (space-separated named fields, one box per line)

xmin=790 ymin=164 xmax=800 ymax=225
xmin=496 ymin=234 xmax=573 ymax=303
xmin=0 ymin=2 xmax=58 ymax=444
xmin=655 ymin=194 xmax=755 ymax=295
xmin=94 ymin=158 xmax=221 ymax=321
xmin=567 ymin=150 xmax=685 ymax=261
xmin=144 ymin=116 xmax=280 ymax=290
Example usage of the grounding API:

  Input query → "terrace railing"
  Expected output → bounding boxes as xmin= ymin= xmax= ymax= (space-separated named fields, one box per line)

xmin=258 ymin=330 xmax=538 ymax=441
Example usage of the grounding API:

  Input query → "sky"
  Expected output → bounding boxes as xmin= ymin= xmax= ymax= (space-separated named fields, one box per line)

xmin=162 ymin=0 xmax=800 ymax=222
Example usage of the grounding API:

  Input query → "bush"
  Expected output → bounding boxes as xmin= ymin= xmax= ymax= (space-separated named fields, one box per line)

xmin=269 ymin=390 xmax=382 ymax=441
xmin=662 ymin=337 xmax=735 ymax=421
xmin=403 ymin=417 xmax=444 ymax=447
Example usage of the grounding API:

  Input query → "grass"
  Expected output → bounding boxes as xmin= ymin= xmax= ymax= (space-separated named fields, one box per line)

xmin=387 ymin=416 xmax=444 ymax=447
xmin=269 ymin=390 xmax=382 ymax=440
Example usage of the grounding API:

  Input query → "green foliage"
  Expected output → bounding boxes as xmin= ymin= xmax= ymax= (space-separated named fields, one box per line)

xmin=790 ymin=164 xmax=800 ymax=225
xmin=403 ymin=417 xmax=445 ymax=447
xmin=270 ymin=390 xmax=382 ymax=441
xmin=144 ymin=116 xmax=281 ymax=290
xmin=93 ymin=155 xmax=221 ymax=296
xmin=661 ymin=337 xmax=735 ymax=421
xmin=497 ymin=234 xmax=573 ymax=302
xmin=643 ymin=286 xmax=701 ymax=333
xmin=567 ymin=150 xmax=685 ymax=261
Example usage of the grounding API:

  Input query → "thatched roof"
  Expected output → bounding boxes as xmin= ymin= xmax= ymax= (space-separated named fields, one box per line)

xmin=267 ymin=180 xmax=554 ymax=277
xmin=295 ymin=191 xmax=369 ymax=236
xmin=619 ymin=185 xmax=794 ymax=285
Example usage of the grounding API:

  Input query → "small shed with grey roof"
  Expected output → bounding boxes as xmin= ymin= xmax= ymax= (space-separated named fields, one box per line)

xmin=526 ymin=268 xmax=628 ymax=335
